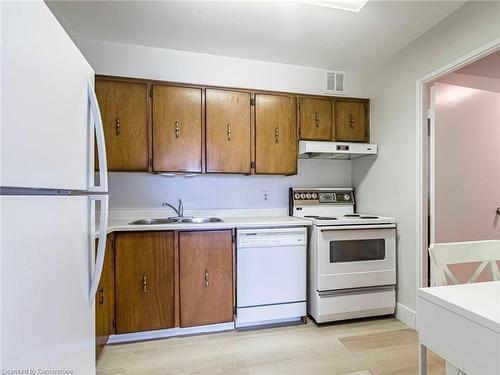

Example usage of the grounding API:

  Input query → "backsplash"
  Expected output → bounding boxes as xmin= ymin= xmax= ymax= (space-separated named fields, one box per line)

xmin=108 ymin=159 xmax=351 ymax=210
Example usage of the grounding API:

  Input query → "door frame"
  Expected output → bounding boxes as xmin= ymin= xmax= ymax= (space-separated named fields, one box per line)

xmin=416 ymin=38 xmax=500 ymax=289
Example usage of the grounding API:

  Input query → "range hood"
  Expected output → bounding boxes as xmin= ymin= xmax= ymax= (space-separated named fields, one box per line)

xmin=298 ymin=141 xmax=377 ymax=160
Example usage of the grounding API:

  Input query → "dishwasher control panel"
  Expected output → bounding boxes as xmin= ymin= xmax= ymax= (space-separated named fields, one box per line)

xmin=237 ymin=228 xmax=307 ymax=248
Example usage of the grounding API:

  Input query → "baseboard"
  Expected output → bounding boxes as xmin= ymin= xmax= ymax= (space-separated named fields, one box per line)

xmin=396 ymin=303 xmax=416 ymax=329
xmin=107 ymin=322 xmax=235 ymax=344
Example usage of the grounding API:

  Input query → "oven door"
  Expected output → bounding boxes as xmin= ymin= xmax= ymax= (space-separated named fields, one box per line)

xmin=317 ymin=224 xmax=396 ymax=291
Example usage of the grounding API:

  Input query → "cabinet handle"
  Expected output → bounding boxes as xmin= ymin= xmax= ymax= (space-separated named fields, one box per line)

xmin=98 ymin=286 xmax=104 ymax=305
xmin=227 ymin=124 xmax=231 ymax=141
xmin=275 ymin=128 xmax=280 ymax=144
xmin=204 ymin=268 xmax=209 ymax=288
xmin=116 ymin=118 xmax=121 ymax=135
xmin=349 ymin=114 xmax=355 ymax=128
xmin=315 ymin=112 xmax=320 ymax=127
xmin=142 ymin=273 xmax=148 ymax=293
xmin=175 ymin=121 xmax=180 ymax=138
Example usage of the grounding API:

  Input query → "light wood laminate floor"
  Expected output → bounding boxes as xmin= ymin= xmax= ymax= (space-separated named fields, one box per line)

xmin=97 ymin=317 xmax=444 ymax=375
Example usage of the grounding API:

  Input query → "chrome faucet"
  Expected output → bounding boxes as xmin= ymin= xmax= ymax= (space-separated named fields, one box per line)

xmin=162 ymin=199 xmax=183 ymax=218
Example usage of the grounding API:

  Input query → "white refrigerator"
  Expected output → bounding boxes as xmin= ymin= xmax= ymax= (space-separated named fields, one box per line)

xmin=1 ymin=2 xmax=108 ymax=374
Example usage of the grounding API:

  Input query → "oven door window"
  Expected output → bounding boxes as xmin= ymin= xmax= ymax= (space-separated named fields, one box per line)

xmin=329 ymin=239 xmax=386 ymax=263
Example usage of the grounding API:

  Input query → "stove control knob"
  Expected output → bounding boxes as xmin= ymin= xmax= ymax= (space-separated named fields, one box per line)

xmin=300 ymin=193 xmax=305 ymax=199
xmin=343 ymin=194 xmax=351 ymax=201
xmin=312 ymin=193 xmax=318 ymax=199
xmin=294 ymin=193 xmax=300 ymax=199
xmin=306 ymin=193 xmax=311 ymax=199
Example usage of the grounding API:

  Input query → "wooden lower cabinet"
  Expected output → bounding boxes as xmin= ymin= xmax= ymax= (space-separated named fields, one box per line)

xmin=179 ymin=230 xmax=234 ymax=328
xmin=95 ymin=234 xmax=115 ymax=359
xmin=115 ymin=231 xmax=176 ymax=334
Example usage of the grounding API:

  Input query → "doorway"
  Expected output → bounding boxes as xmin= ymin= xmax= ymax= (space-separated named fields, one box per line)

xmin=417 ymin=40 xmax=500 ymax=288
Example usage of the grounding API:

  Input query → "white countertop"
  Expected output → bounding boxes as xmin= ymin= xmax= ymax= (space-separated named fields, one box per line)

xmin=96 ymin=209 xmax=311 ymax=237
xmin=418 ymin=281 xmax=500 ymax=333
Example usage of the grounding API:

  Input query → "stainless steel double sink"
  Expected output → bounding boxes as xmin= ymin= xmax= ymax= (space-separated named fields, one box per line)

xmin=129 ymin=217 xmax=223 ymax=225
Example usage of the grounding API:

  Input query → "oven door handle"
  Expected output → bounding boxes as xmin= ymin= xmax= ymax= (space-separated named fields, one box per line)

xmin=320 ymin=224 xmax=396 ymax=231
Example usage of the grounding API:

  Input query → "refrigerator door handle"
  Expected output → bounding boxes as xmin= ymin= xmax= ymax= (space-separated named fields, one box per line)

xmin=87 ymin=80 xmax=108 ymax=192
xmin=88 ymin=194 xmax=108 ymax=305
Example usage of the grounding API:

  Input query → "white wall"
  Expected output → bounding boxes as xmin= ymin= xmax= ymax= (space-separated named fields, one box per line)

xmin=108 ymin=159 xmax=351 ymax=210
xmin=352 ymin=1 xmax=500 ymax=317
xmin=433 ymin=82 xmax=500 ymax=243
xmin=77 ymin=39 xmax=370 ymax=210
xmin=77 ymin=38 xmax=370 ymax=97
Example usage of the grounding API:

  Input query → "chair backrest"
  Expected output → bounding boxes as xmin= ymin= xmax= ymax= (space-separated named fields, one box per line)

xmin=429 ymin=240 xmax=500 ymax=286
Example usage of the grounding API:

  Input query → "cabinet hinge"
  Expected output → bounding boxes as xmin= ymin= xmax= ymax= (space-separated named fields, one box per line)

xmin=111 ymin=238 xmax=115 ymax=250
xmin=232 ymin=234 xmax=235 ymax=244
xmin=250 ymin=161 xmax=256 ymax=169
xmin=149 ymin=87 xmax=153 ymax=98
xmin=112 ymin=319 xmax=116 ymax=329
xmin=149 ymin=158 xmax=153 ymax=167
xmin=427 ymin=118 xmax=431 ymax=136
xmin=250 ymin=98 xmax=256 ymax=106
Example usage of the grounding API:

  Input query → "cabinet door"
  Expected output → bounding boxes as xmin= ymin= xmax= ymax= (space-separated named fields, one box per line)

xmin=179 ymin=231 xmax=233 ymax=328
xmin=206 ymin=89 xmax=251 ymax=173
xmin=95 ymin=234 xmax=115 ymax=359
xmin=95 ymin=79 xmax=149 ymax=171
xmin=300 ymin=97 xmax=332 ymax=140
xmin=115 ymin=232 xmax=175 ymax=334
xmin=255 ymin=94 xmax=297 ymax=175
xmin=152 ymin=85 xmax=202 ymax=172
xmin=334 ymin=99 xmax=369 ymax=142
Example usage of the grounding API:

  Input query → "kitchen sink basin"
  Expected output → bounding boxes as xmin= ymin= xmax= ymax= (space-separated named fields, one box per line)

xmin=129 ymin=217 xmax=223 ymax=225
xmin=129 ymin=218 xmax=180 ymax=225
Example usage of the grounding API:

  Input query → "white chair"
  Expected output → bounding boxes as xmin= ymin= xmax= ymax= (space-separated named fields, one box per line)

xmin=429 ymin=240 xmax=500 ymax=287
xmin=428 ymin=240 xmax=500 ymax=375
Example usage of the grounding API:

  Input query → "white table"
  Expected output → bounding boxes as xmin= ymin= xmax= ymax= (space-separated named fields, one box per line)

xmin=418 ymin=281 xmax=500 ymax=375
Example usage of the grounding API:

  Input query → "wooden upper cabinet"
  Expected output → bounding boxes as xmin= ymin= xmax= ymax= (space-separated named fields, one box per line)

xmin=299 ymin=97 xmax=332 ymax=141
xmin=95 ymin=79 xmax=149 ymax=171
xmin=115 ymin=232 xmax=175 ymax=334
xmin=95 ymin=234 xmax=115 ymax=359
xmin=334 ymin=99 xmax=369 ymax=142
xmin=152 ymin=85 xmax=202 ymax=172
xmin=179 ymin=230 xmax=233 ymax=328
xmin=206 ymin=89 xmax=251 ymax=174
xmin=254 ymin=94 xmax=297 ymax=175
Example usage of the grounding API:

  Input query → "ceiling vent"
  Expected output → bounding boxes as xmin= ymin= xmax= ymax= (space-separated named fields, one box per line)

xmin=326 ymin=70 xmax=345 ymax=95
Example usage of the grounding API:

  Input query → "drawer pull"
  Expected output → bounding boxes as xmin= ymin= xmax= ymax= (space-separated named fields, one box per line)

xmin=227 ymin=124 xmax=232 ymax=141
xmin=204 ymin=268 xmax=209 ymax=288
xmin=349 ymin=114 xmax=355 ymax=128
xmin=275 ymin=128 xmax=280 ymax=144
xmin=142 ymin=273 xmax=148 ymax=293
xmin=175 ymin=121 xmax=180 ymax=138
xmin=315 ymin=112 xmax=320 ymax=127
xmin=115 ymin=118 xmax=121 ymax=135
xmin=98 ymin=286 xmax=104 ymax=305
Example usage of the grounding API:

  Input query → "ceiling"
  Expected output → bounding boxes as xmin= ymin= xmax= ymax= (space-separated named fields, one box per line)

xmin=46 ymin=0 xmax=465 ymax=72
xmin=456 ymin=50 xmax=500 ymax=79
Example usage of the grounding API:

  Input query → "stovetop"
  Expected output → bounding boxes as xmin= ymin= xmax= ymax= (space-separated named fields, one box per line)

xmin=302 ymin=214 xmax=396 ymax=226
xmin=289 ymin=188 xmax=396 ymax=227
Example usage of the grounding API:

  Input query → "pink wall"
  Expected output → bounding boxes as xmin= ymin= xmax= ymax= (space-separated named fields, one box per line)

xmin=433 ymin=81 xmax=500 ymax=243
xmin=432 ymin=81 xmax=500 ymax=283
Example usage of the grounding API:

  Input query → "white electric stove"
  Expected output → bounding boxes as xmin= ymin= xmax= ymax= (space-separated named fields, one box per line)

xmin=289 ymin=188 xmax=397 ymax=323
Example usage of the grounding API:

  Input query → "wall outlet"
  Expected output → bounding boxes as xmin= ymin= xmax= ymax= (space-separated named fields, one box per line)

xmin=262 ymin=191 xmax=270 ymax=202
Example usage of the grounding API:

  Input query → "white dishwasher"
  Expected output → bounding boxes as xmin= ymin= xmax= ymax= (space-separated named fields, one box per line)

xmin=236 ymin=227 xmax=307 ymax=328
